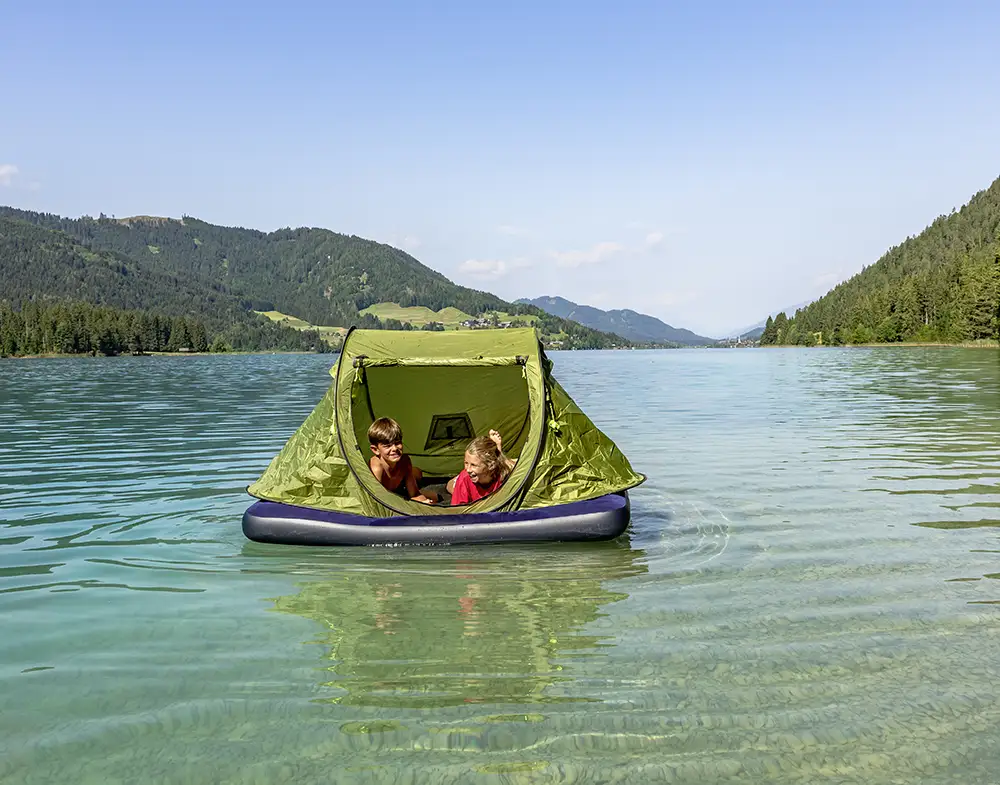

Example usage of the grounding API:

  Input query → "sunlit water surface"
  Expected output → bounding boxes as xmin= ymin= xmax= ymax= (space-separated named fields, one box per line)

xmin=2 ymin=348 xmax=1000 ymax=784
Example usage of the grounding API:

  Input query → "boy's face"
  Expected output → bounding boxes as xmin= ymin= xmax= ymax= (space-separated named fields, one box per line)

xmin=371 ymin=440 xmax=403 ymax=466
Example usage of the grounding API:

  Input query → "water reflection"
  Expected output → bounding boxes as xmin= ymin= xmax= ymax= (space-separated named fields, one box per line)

xmin=266 ymin=541 xmax=647 ymax=708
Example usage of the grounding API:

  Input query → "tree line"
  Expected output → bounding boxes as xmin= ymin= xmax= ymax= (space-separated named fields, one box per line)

xmin=0 ymin=300 xmax=330 ymax=357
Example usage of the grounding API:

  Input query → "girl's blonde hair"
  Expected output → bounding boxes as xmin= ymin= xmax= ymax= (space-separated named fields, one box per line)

xmin=466 ymin=436 xmax=515 ymax=481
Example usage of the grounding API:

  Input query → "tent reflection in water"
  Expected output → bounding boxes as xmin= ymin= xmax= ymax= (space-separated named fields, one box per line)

xmin=269 ymin=543 xmax=647 ymax=708
xmin=244 ymin=328 xmax=645 ymax=545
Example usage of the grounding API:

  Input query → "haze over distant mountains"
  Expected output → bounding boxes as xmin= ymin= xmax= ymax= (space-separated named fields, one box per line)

xmin=516 ymin=296 xmax=714 ymax=346
xmin=728 ymin=301 xmax=814 ymax=340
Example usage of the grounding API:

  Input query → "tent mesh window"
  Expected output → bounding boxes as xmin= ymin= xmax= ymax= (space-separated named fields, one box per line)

xmin=424 ymin=413 xmax=474 ymax=450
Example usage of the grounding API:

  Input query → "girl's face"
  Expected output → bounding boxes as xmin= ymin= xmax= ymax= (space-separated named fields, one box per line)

xmin=464 ymin=451 xmax=494 ymax=485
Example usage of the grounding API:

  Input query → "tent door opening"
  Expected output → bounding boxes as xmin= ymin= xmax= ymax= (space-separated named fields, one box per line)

xmin=350 ymin=363 xmax=532 ymax=480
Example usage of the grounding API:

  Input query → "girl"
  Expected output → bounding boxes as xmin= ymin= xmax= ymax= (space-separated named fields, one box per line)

xmin=448 ymin=429 xmax=516 ymax=505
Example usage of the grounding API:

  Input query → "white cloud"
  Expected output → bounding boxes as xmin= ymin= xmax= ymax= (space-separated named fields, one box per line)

xmin=0 ymin=164 xmax=18 ymax=186
xmin=549 ymin=241 xmax=625 ymax=268
xmin=460 ymin=258 xmax=507 ymax=277
xmin=458 ymin=229 xmax=670 ymax=283
xmin=402 ymin=235 xmax=422 ymax=250
xmin=543 ymin=230 xmax=668 ymax=269
xmin=458 ymin=256 xmax=531 ymax=279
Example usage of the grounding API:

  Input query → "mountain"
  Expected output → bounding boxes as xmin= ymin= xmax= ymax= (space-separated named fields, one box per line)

xmin=0 ymin=208 xmax=630 ymax=351
xmin=0 ymin=217 xmax=328 ymax=354
xmin=516 ymin=296 xmax=714 ymax=346
xmin=0 ymin=217 xmax=252 ymax=325
xmin=734 ymin=323 xmax=766 ymax=341
xmin=0 ymin=207 xmax=512 ymax=327
xmin=760 ymin=175 xmax=1000 ymax=346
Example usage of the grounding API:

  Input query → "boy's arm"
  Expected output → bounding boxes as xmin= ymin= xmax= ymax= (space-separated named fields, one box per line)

xmin=407 ymin=463 xmax=437 ymax=504
xmin=405 ymin=464 xmax=422 ymax=499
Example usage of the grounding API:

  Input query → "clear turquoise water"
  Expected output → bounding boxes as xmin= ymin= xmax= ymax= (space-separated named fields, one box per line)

xmin=2 ymin=348 xmax=1000 ymax=784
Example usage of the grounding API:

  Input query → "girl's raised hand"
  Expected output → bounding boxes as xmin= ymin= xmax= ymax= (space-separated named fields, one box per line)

xmin=488 ymin=429 xmax=502 ymax=450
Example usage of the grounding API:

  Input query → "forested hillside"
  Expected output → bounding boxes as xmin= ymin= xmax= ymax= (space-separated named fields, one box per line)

xmin=0 ymin=207 xmax=510 ymax=326
xmin=0 ymin=218 xmax=324 ymax=355
xmin=761 ymin=176 xmax=1000 ymax=345
xmin=0 ymin=300 xmax=330 ymax=357
xmin=0 ymin=218 xmax=248 ymax=322
xmin=0 ymin=207 xmax=628 ymax=350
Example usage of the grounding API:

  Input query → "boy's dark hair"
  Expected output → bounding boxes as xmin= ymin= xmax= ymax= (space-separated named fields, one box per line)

xmin=368 ymin=417 xmax=403 ymax=445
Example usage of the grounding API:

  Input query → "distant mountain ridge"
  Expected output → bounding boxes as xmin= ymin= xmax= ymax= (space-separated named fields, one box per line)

xmin=516 ymin=296 xmax=714 ymax=345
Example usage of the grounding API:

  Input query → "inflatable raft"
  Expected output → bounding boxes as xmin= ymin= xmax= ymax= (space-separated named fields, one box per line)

xmin=243 ymin=327 xmax=644 ymax=546
xmin=243 ymin=492 xmax=630 ymax=546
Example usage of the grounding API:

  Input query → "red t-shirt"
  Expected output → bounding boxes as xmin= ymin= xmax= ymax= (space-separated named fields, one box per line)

xmin=450 ymin=470 xmax=505 ymax=505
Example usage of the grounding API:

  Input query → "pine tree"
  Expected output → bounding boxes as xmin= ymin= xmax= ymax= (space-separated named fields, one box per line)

xmin=760 ymin=315 xmax=776 ymax=345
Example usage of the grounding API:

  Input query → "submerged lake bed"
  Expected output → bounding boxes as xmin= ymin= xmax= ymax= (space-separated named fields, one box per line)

xmin=2 ymin=348 xmax=999 ymax=783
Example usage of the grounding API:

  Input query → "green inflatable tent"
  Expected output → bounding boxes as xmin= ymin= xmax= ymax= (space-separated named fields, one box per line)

xmin=248 ymin=328 xmax=644 ymax=518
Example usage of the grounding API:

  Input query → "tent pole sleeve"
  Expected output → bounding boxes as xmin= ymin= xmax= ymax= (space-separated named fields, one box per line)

xmin=352 ymin=356 xmax=527 ymax=368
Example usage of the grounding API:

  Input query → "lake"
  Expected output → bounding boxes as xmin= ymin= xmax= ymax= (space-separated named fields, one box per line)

xmin=2 ymin=348 xmax=999 ymax=784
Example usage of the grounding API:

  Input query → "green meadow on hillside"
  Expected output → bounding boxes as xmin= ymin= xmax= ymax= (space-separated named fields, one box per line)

xmin=257 ymin=311 xmax=346 ymax=346
xmin=360 ymin=303 xmax=539 ymax=329
xmin=259 ymin=305 xmax=543 ymax=344
xmin=359 ymin=303 xmax=473 ymax=327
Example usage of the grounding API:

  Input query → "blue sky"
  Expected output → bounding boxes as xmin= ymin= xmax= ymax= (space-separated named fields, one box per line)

xmin=3 ymin=1 xmax=999 ymax=336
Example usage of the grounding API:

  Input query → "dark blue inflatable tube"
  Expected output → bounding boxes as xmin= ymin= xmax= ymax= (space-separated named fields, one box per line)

xmin=242 ymin=493 xmax=630 ymax=546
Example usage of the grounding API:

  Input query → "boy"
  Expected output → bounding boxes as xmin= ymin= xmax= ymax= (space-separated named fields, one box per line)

xmin=367 ymin=417 xmax=436 ymax=504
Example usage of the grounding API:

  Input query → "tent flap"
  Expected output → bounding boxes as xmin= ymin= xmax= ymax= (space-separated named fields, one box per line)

xmin=520 ymin=377 xmax=644 ymax=508
xmin=247 ymin=386 xmax=364 ymax=514
xmin=354 ymin=356 xmax=527 ymax=368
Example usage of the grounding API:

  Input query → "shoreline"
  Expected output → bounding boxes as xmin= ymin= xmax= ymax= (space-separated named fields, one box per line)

xmin=852 ymin=341 xmax=998 ymax=348
xmin=6 ymin=341 xmax=998 ymax=359
xmin=832 ymin=341 xmax=997 ymax=349
xmin=758 ymin=341 xmax=999 ymax=350
xmin=1 ymin=350 xmax=322 ymax=360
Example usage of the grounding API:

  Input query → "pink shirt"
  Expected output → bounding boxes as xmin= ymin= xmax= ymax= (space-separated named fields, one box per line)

xmin=450 ymin=470 xmax=505 ymax=505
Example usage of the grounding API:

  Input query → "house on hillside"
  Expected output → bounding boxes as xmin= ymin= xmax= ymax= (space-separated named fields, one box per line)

xmin=461 ymin=317 xmax=515 ymax=329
